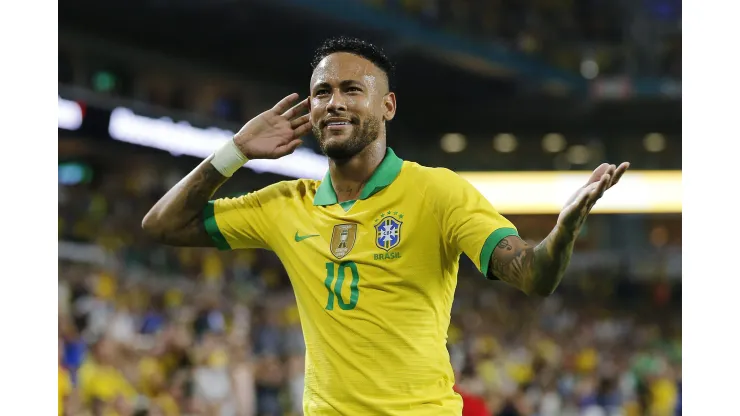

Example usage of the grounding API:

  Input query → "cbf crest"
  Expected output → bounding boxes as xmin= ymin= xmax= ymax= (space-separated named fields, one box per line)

xmin=374 ymin=215 xmax=403 ymax=252
xmin=330 ymin=223 xmax=358 ymax=259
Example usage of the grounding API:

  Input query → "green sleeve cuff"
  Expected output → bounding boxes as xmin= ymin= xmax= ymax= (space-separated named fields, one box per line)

xmin=479 ymin=227 xmax=519 ymax=280
xmin=203 ymin=201 xmax=232 ymax=251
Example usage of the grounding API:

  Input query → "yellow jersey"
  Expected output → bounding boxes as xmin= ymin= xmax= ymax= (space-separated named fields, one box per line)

xmin=204 ymin=148 xmax=517 ymax=415
xmin=78 ymin=359 xmax=137 ymax=408
xmin=59 ymin=366 xmax=72 ymax=416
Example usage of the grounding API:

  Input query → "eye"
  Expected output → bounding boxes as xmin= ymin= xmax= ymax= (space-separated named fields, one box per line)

xmin=315 ymin=89 xmax=329 ymax=96
xmin=347 ymin=86 xmax=362 ymax=93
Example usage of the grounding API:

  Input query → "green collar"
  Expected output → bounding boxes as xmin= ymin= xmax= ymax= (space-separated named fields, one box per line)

xmin=313 ymin=147 xmax=403 ymax=206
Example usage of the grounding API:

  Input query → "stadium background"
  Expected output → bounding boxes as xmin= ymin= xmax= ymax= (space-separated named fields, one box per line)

xmin=57 ymin=1 xmax=681 ymax=415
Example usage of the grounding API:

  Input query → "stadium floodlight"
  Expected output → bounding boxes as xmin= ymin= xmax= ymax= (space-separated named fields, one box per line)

xmin=459 ymin=171 xmax=681 ymax=214
xmin=108 ymin=106 xmax=329 ymax=180
xmin=58 ymin=96 xmax=83 ymax=131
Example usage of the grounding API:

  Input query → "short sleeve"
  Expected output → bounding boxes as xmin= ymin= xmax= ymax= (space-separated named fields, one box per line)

xmin=428 ymin=168 xmax=518 ymax=278
xmin=203 ymin=184 xmax=283 ymax=251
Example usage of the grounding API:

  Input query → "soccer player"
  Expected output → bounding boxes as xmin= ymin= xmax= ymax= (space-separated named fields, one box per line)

xmin=142 ymin=37 xmax=629 ymax=415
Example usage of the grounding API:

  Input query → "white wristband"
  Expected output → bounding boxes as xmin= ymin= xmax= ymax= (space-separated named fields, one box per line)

xmin=211 ymin=138 xmax=249 ymax=177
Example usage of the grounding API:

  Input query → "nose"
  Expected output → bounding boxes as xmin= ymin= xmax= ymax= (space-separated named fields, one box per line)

xmin=327 ymin=90 xmax=347 ymax=113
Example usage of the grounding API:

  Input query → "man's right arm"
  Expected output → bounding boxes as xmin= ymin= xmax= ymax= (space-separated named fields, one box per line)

xmin=142 ymin=93 xmax=310 ymax=247
xmin=141 ymin=156 xmax=228 ymax=247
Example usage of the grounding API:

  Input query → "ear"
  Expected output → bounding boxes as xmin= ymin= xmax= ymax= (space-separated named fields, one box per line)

xmin=383 ymin=92 xmax=397 ymax=122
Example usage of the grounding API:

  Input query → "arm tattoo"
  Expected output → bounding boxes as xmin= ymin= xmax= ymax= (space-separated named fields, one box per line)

xmin=185 ymin=163 xmax=229 ymax=209
xmin=143 ymin=158 xmax=229 ymax=247
xmin=490 ymin=227 xmax=576 ymax=296
xmin=491 ymin=239 xmax=537 ymax=290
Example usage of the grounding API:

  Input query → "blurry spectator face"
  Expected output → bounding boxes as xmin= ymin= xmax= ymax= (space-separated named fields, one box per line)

xmin=309 ymin=51 xmax=396 ymax=159
xmin=256 ymin=354 xmax=284 ymax=386
xmin=93 ymin=337 xmax=117 ymax=365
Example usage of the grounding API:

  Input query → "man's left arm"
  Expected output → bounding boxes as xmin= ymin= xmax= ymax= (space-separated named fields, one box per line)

xmin=489 ymin=162 xmax=630 ymax=296
xmin=489 ymin=226 xmax=576 ymax=296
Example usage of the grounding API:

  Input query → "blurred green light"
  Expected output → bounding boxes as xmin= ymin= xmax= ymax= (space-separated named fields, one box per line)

xmin=92 ymin=71 xmax=117 ymax=92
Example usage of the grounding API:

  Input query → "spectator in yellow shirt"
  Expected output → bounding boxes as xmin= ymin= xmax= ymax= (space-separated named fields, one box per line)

xmin=59 ymin=364 xmax=72 ymax=415
xmin=77 ymin=337 xmax=138 ymax=412
xmin=59 ymin=337 xmax=74 ymax=416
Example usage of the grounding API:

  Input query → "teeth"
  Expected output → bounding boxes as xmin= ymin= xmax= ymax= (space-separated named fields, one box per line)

xmin=327 ymin=121 xmax=349 ymax=125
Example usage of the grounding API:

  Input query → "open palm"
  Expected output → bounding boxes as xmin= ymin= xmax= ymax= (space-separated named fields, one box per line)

xmin=233 ymin=93 xmax=312 ymax=160
xmin=557 ymin=162 xmax=630 ymax=233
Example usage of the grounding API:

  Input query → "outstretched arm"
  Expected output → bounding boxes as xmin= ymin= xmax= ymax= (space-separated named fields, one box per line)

xmin=142 ymin=93 xmax=311 ymax=247
xmin=489 ymin=162 xmax=630 ymax=296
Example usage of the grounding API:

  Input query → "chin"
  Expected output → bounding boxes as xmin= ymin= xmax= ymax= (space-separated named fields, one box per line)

xmin=323 ymin=146 xmax=355 ymax=160
xmin=322 ymin=141 xmax=363 ymax=160
xmin=322 ymin=134 xmax=352 ymax=147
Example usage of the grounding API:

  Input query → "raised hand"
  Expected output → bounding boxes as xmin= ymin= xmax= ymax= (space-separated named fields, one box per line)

xmin=233 ymin=93 xmax=312 ymax=160
xmin=557 ymin=162 xmax=630 ymax=234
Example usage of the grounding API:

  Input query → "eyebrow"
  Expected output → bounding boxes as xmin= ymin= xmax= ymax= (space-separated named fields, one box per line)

xmin=311 ymin=79 xmax=365 ymax=93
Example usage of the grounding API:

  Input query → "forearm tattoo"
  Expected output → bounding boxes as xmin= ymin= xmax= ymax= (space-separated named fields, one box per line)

xmin=491 ymin=231 xmax=575 ymax=296
xmin=146 ymin=160 xmax=229 ymax=247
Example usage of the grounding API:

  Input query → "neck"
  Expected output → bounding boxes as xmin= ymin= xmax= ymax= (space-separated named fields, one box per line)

xmin=329 ymin=140 xmax=385 ymax=202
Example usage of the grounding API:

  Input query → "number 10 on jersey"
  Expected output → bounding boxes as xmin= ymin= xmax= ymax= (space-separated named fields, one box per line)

xmin=324 ymin=261 xmax=360 ymax=310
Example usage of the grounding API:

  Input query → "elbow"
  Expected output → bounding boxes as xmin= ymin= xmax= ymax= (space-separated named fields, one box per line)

xmin=531 ymin=285 xmax=556 ymax=297
xmin=141 ymin=212 xmax=165 ymax=242
xmin=528 ymin=278 xmax=558 ymax=297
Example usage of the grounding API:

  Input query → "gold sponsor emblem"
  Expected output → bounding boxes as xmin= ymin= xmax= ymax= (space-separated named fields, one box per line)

xmin=330 ymin=223 xmax=358 ymax=259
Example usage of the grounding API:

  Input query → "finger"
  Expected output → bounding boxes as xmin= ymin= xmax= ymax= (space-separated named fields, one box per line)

xmin=290 ymin=114 xmax=310 ymax=129
xmin=577 ymin=175 xmax=608 ymax=209
xmin=282 ymin=98 xmax=309 ymax=120
xmin=603 ymin=164 xmax=616 ymax=187
xmin=609 ymin=162 xmax=630 ymax=187
xmin=586 ymin=163 xmax=611 ymax=186
xmin=275 ymin=138 xmax=303 ymax=156
xmin=567 ymin=187 xmax=590 ymax=210
xmin=272 ymin=93 xmax=300 ymax=114
xmin=588 ymin=174 xmax=611 ymax=202
xmin=293 ymin=121 xmax=313 ymax=139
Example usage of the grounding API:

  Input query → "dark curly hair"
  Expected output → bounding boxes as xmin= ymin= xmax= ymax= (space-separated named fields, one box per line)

xmin=311 ymin=36 xmax=395 ymax=89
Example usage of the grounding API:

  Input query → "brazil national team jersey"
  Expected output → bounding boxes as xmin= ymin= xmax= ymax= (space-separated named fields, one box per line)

xmin=204 ymin=148 xmax=518 ymax=416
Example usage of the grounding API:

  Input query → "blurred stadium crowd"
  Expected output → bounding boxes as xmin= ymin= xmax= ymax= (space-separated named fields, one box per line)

xmin=59 ymin=0 xmax=680 ymax=127
xmin=58 ymin=0 xmax=681 ymax=415
xmin=58 ymin=258 xmax=681 ymax=416
xmin=362 ymin=0 xmax=681 ymax=78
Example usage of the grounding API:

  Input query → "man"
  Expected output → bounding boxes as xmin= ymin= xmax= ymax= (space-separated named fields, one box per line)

xmin=142 ymin=37 xmax=629 ymax=415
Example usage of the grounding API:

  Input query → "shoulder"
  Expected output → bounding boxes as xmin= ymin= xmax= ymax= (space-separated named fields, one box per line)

xmin=400 ymin=161 xmax=460 ymax=183
xmin=233 ymin=178 xmax=321 ymax=204
xmin=257 ymin=178 xmax=320 ymax=198
xmin=400 ymin=161 xmax=467 ymax=195
xmin=210 ymin=179 xmax=320 ymax=218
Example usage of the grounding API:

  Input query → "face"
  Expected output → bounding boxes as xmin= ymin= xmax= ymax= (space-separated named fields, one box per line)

xmin=94 ymin=337 xmax=116 ymax=364
xmin=310 ymin=52 xmax=396 ymax=160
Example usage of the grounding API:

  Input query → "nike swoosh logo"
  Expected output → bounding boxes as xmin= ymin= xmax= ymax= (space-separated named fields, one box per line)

xmin=295 ymin=232 xmax=320 ymax=242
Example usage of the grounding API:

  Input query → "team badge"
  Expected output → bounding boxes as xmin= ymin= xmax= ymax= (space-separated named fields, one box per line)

xmin=330 ymin=223 xmax=358 ymax=259
xmin=375 ymin=216 xmax=402 ymax=252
